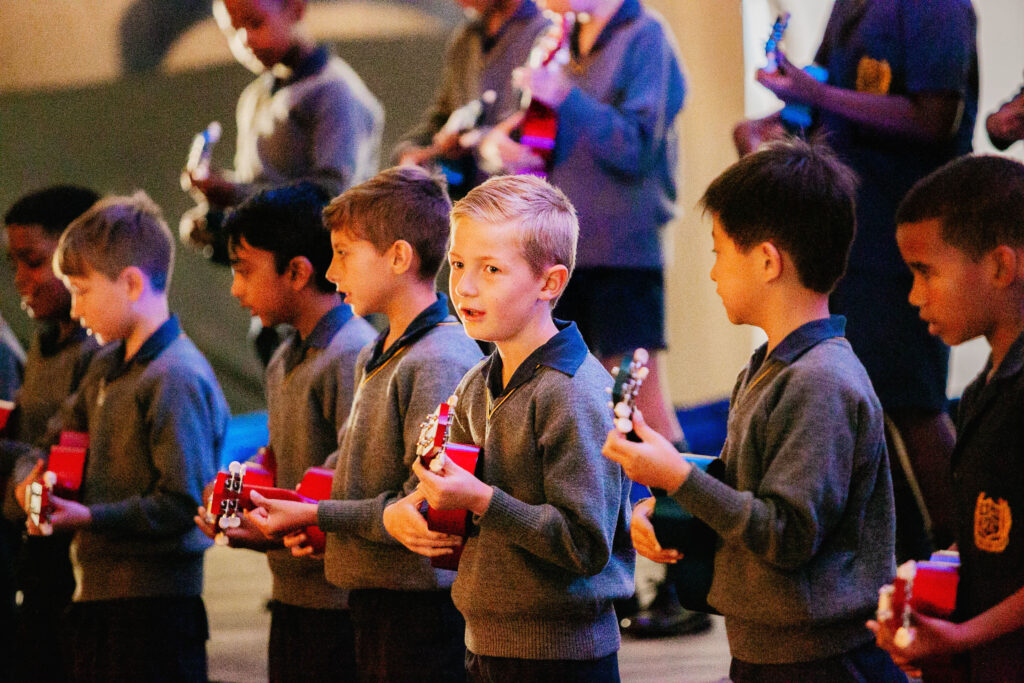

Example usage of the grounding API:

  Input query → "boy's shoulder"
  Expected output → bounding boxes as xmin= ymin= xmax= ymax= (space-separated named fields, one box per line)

xmin=402 ymin=318 xmax=482 ymax=366
xmin=329 ymin=314 xmax=377 ymax=354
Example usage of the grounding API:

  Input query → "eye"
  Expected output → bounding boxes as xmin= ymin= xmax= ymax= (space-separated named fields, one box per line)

xmin=485 ymin=265 xmax=500 ymax=274
xmin=450 ymin=260 xmax=464 ymax=270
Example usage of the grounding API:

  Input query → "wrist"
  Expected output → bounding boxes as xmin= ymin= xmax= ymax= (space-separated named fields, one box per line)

xmin=470 ymin=483 xmax=494 ymax=516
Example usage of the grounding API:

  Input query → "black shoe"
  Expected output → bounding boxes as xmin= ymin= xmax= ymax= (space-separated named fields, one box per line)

xmin=620 ymin=580 xmax=712 ymax=638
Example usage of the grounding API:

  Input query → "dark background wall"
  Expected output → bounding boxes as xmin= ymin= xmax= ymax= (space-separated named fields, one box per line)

xmin=0 ymin=34 xmax=447 ymax=411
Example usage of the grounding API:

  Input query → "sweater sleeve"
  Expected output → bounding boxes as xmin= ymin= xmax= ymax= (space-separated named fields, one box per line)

xmin=479 ymin=375 xmax=622 ymax=576
xmin=675 ymin=369 xmax=857 ymax=570
xmin=88 ymin=369 xmax=221 ymax=537
xmin=554 ymin=20 xmax=684 ymax=178
xmin=318 ymin=344 xmax=474 ymax=543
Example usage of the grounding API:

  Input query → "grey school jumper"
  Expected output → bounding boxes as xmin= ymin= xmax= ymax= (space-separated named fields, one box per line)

xmin=448 ymin=321 xmax=634 ymax=660
xmin=12 ymin=317 xmax=229 ymax=602
xmin=263 ymin=305 xmax=374 ymax=609
xmin=1 ymin=323 xmax=99 ymax=520
xmin=674 ymin=316 xmax=896 ymax=664
xmin=317 ymin=295 xmax=482 ymax=590
xmin=235 ymin=45 xmax=383 ymax=197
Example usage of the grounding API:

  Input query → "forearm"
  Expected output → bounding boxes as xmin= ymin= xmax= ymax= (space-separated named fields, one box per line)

xmin=810 ymin=85 xmax=961 ymax=144
xmin=958 ymin=586 xmax=1024 ymax=652
xmin=317 ymin=492 xmax=400 ymax=545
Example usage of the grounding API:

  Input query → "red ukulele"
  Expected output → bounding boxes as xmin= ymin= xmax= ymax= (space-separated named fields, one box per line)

xmin=206 ymin=455 xmax=332 ymax=553
xmin=876 ymin=552 xmax=966 ymax=681
xmin=517 ymin=11 xmax=575 ymax=176
xmin=415 ymin=395 xmax=480 ymax=570
xmin=27 ymin=431 xmax=89 ymax=536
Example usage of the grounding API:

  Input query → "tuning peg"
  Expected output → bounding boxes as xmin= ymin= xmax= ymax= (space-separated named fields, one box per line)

xmin=614 ymin=402 xmax=632 ymax=419
xmin=634 ymin=348 xmax=650 ymax=364
xmin=638 ymin=367 xmax=650 ymax=380
xmin=214 ymin=533 xmax=230 ymax=547
xmin=615 ymin=417 xmax=633 ymax=433
xmin=611 ymin=366 xmax=620 ymax=375
xmin=43 ymin=470 xmax=58 ymax=487
xmin=228 ymin=461 xmax=242 ymax=475
xmin=447 ymin=394 xmax=459 ymax=407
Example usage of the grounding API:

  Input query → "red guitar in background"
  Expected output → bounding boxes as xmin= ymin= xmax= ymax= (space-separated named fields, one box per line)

xmin=415 ymin=396 xmax=480 ymax=570
xmin=206 ymin=456 xmax=332 ymax=553
xmin=27 ymin=431 xmax=89 ymax=536
xmin=515 ymin=11 xmax=575 ymax=176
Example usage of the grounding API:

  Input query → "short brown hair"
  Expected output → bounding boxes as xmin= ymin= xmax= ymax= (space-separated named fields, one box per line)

xmin=55 ymin=191 xmax=175 ymax=291
xmin=321 ymin=166 xmax=451 ymax=281
xmin=451 ymin=174 xmax=578 ymax=281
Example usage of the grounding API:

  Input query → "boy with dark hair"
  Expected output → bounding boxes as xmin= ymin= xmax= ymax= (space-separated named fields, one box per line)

xmin=868 ymin=155 xmax=1024 ymax=680
xmin=2 ymin=184 xmax=101 ymax=682
xmin=604 ymin=140 xmax=905 ymax=681
xmin=195 ymin=181 xmax=374 ymax=680
xmin=386 ymin=174 xmax=634 ymax=681
xmin=247 ymin=166 xmax=482 ymax=682
xmin=11 ymin=192 xmax=229 ymax=682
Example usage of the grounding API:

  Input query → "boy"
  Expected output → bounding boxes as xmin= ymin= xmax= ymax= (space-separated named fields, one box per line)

xmin=247 ymin=166 xmax=482 ymax=682
xmin=737 ymin=0 xmax=978 ymax=560
xmin=604 ymin=141 xmax=904 ymax=681
xmin=385 ymin=174 xmax=634 ymax=681
xmin=12 ymin=192 xmax=229 ymax=682
xmin=183 ymin=0 xmax=383 ymax=268
xmin=2 ymin=185 xmax=101 ymax=682
xmin=194 ymin=181 xmax=374 ymax=680
xmin=867 ymin=155 xmax=1024 ymax=680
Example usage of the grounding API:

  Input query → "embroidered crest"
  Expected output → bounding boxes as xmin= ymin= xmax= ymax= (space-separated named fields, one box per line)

xmin=974 ymin=492 xmax=1012 ymax=553
xmin=856 ymin=56 xmax=892 ymax=95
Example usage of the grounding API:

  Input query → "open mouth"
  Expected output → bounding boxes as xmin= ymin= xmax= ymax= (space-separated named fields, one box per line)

xmin=460 ymin=307 xmax=483 ymax=321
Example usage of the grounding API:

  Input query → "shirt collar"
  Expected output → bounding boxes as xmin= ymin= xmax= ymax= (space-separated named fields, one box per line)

xmin=38 ymin=320 xmax=90 ymax=357
xmin=281 ymin=304 xmax=355 ymax=374
xmin=587 ymin=0 xmax=641 ymax=54
xmin=106 ymin=315 xmax=181 ymax=381
xmin=985 ymin=326 xmax=1024 ymax=382
xmin=483 ymin=319 xmax=589 ymax=399
xmin=749 ymin=315 xmax=846 ymax=375
xmin=364 ymin=294 xmax=452 ymax=374
xmin=478 ymin=0 xmax=541 ymax=52
xmin=273 ymin=44 xmax=330 ymax=92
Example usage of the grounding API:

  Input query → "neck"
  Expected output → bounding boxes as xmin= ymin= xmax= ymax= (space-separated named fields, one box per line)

xmin=124 ymin=298 xmax=171 ymax=362
xmin=760 ymin=292 xmax=831 ymax=356
xmin=986 ymin=308 xmax=1024 ymax=378
xmin=292 ymin=293 xmax=342 ymax=341
xmin=382 ymin=283 xmax=439 ymax=350
xmin=495 ymin=310 xmax=558 ymax=385
xmin=55 ymin=318 xmax=80 ymax=343
xmin=576 ymin=0 xmax=621 ymax=54
xmin=483 ymin=0 xmax=521 ymax=36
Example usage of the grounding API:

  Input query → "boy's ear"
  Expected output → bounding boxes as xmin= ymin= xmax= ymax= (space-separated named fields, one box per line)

xmin=389 ymin=240 xmax=416 ymax=276
xmin=990 ymin=245 xmax=1022 ymax=288
xmin=286 ymin=256 xmax=315 ymax=291
xmin=538 ymin=264 xmax=569 ymax=303
xmin=757 ymin=241 xmax=784 ymax=283
xmin=120 ymin=266 xmax=148 ymax=302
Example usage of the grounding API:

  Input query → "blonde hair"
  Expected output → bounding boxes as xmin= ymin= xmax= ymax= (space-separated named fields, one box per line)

xmin=451 ymin=175 xmax=578 ymax=281
xmin=55 ymin=191 xmax=175 ymax=291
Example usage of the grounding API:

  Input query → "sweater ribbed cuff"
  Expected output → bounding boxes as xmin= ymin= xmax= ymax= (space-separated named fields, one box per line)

xmin=478 ymin=486 xmax=544 ymax=537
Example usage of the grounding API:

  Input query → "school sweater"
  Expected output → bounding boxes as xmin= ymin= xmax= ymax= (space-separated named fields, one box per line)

xmin=674 ymin=316 xmax=896 ymax=664
xmin=448 ymin=321 xmax=634 ymax=660
xmin=318 ymin=295 xmax=482 ymax=591
xmin=13 ymin=317 xmax=229 ymax=602
xmin=234 ymin=45 xmax=383 ymax=197
xmin=0 ymin=313 xmax=25 ymax=402
xmin=397 ymin=0 xmax=549 ymax=169
xmin=1 ymin=323 xmax=99 ymax=520
xmin=550 ymin=0 xmax=685 ymax=269
xmin=262 ymin=305 xmax=374 ymax=609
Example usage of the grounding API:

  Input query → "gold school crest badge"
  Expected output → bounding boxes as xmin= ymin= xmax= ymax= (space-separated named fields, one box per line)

xmin=974 ymin=492 xmax=1012 ymax=553
xmin=856 ymin=56 xmax=892 ymax=95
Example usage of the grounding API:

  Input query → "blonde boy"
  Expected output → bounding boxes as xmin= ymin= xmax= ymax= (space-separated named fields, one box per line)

xmin=386 ymin=175 xmax=634 ymax=681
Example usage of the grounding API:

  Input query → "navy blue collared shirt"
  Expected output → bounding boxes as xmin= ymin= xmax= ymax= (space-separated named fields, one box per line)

xmin=280 ymin=303 xmax=354 ymax=374
xmin=364 ymin=294 xmax=452 ymax=375
xmin=105 ymin=315 xmax=182 ymax=382
xmin=483 ymin=319 xmax=589 ymax=400
xmin=747 ymin=315 xmax=847 ymax=379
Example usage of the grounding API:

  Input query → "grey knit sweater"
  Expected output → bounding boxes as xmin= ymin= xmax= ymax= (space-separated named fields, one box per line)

xmin=318 ymin=296 xmax=483 ymax=590
xmin=448 ymin=321 xmax=634 ymax=660
xmin=675 ymin=316 xmax=896 ymax=664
